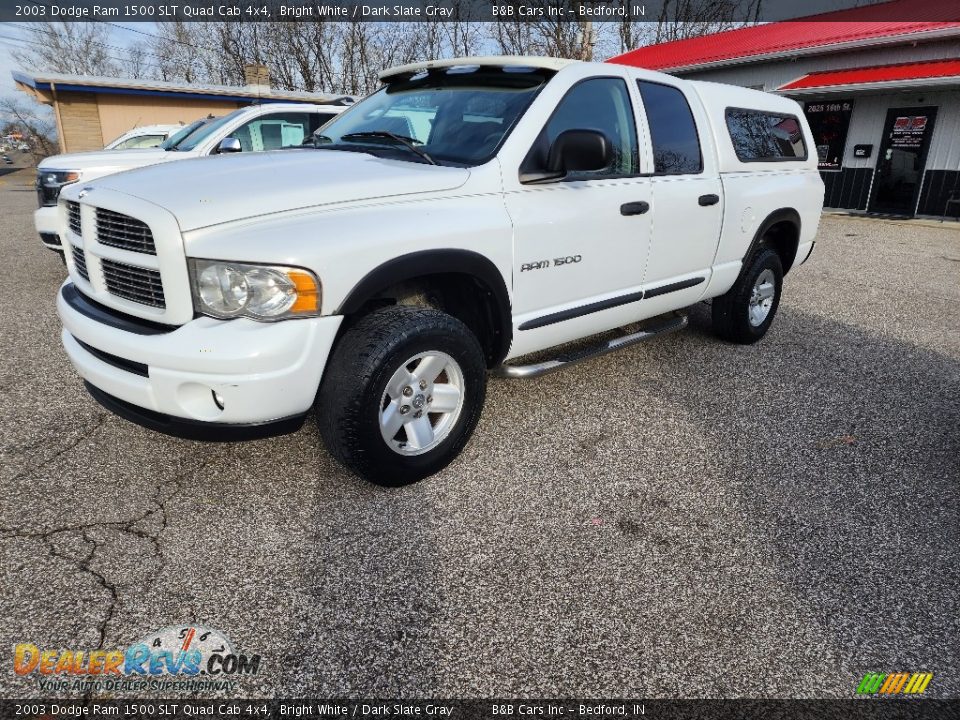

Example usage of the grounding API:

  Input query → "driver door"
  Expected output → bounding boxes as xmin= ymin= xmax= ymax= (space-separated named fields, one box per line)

xmin=503 ymin=76 xmax=653 ymax=357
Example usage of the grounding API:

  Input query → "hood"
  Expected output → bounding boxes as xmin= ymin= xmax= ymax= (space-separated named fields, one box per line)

xmin=89 ymin=150 xmax=471 ymax=231
xmin=39 ymin=148 xmax=172 ymax=174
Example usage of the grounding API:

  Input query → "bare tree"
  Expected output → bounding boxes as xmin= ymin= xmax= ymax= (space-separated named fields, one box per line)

xmin=122 ymin=42 xmax=153 ymax=80
xmin=652 ymin=0 xmax=763 ymax=43
xmin=10 ymin=22 xmax=120 ymax=76
xmin=0 ymin=94 xmax=58 ymax=162
xmin=11 ymin=12 xmax=771 ymax=102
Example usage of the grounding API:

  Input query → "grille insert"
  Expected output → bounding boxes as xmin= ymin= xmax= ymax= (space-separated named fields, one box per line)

xmin=67 ymin=202 xmax=81 ymax=236
xmin=71 ymin=245 xmax=89 ymax=281
xmin=101 ymin=259 xmax=165 ymax=308
xmin=95 ymin=208 xmax=155 ymax=254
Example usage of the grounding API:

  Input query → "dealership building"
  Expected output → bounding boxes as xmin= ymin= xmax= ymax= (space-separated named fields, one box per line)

xmin=13 ymin=64 xmax=347 ymax=154
xmin=611 ymin=0 xmax=960 ymax=218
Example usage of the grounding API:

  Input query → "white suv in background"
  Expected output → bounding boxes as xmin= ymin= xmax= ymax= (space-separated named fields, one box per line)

xmin=35 ymin=100 xmax=352 ymax=254
xmin=103 ymin=124 xmax=184 ymax=150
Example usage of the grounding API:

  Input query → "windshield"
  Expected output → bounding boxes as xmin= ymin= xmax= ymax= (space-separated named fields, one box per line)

xmin=159 ymin=119 xmax=210 ymax=150
xmin=314 ymin=67 xmax=551 ymax=166
xmin=166 ymin=111 xmax=246 ymax=152
xmin=110 ymin=134 xmax=166 ymax=150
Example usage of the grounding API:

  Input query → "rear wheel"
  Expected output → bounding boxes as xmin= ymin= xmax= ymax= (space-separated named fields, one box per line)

xmin=711 ymin=247 xmax=783 ymax=344
xmin=316 ymin=306 xmax=487 ymax=485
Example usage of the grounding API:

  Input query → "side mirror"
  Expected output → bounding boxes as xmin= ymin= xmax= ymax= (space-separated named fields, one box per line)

xmin=548 ymin=129 xmax=611 ymax=174
xmin=217 ymin=137 xmax=242 ymax=154
xmin=520 ymin=129 xmax=612 ymax=184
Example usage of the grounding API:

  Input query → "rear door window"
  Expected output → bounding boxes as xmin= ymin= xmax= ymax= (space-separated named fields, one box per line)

xmin=725 ymin=109 xmax=807 ymax=161
xmin=636 ymin=80 xmax=703 ymax=175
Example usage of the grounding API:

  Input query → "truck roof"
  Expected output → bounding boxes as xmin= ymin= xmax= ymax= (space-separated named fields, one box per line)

xmin=380 ymin=56 xmax=578 ymax=82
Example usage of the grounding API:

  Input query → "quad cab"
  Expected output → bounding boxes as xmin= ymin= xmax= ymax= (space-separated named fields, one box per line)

xmin=56 ymin=57 xmax=823 ymax=484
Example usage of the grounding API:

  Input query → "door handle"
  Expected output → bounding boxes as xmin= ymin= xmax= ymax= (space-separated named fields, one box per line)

xmin=698 ymin=194 xmax=720 ymax=206
xmin=621 ymin=201 xmax=650 ymax=216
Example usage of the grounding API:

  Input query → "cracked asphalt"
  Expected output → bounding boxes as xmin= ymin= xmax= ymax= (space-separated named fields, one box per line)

xmin=1 ymin=169 xmax=958 ymax=699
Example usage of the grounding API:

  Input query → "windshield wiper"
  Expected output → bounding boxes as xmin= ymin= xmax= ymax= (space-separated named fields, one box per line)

xmin=340 ymin=131 xmax=438 ymax=165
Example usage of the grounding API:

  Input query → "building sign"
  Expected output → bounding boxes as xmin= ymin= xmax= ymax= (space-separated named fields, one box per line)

xmin=889 ymin=115 xmax=931 ymax=150
xmin=804 ymin=100 xmax=854 ymax=171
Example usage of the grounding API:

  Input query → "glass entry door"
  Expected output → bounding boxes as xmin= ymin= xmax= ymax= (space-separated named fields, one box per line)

xmin=869 ymin=106 xmax=937 ymax=216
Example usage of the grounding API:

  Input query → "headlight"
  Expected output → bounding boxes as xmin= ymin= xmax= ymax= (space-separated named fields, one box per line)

xmin=38 ymin=169 xmax=81 ymax=189
xmin=37 ymin=169 xmax=81 ymax=206
xmin=39 ymin=169 xmax=81 ymax=185
xmin=188 ymin=259 xmax=321 ymax=321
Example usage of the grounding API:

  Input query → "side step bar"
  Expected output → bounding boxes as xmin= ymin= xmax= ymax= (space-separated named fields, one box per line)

xmin=494 ymin=313 xmax=688 ymax=379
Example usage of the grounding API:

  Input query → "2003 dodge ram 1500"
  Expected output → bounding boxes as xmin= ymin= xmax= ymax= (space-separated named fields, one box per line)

xmin=55 ymin=57 xmax=824 ymax=484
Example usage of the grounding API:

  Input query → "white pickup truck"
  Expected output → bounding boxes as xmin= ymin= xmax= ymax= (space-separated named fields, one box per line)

xmin=56 ymin=57 xmax=823 ymax=485
xmin=35 ymin=101 xmax=351 ymax=253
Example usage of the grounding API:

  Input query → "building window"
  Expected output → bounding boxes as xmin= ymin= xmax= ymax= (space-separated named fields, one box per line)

xmin=637 ymin=80 xmax=703 ymax=174
xmin=725 ymin=108 xmax=807 ymax=162
xmin=804 ymin=100 xmax=854 ymax=171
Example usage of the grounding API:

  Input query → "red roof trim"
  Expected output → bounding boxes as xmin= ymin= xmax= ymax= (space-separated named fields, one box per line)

xmin=608 ymin=0 xmax=960 ymax=72
xmin=779 ymin=58 xmax=960 ymax=90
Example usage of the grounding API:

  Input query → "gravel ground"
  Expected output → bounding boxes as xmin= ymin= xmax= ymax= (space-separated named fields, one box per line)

xmin=0 ymin=170 xmax=957 ymax=699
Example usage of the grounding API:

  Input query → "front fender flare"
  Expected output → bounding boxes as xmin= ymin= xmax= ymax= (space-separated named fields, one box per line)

xmin=336 ymin=249 xmax=513 ymax=366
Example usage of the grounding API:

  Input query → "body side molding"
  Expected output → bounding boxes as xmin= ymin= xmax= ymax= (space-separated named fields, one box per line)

xmin=519 ymin=290 xmax=645 ymax=331
xmin=519 ymin=276 xmax=705 ymax=331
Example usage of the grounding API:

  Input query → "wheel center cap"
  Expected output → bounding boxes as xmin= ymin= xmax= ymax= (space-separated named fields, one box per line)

xmin=412 ymin=394 xmax=426 ymax=409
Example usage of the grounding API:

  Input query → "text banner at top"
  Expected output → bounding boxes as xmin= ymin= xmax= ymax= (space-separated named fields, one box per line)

xmin=4 ymin=0 xmax=960 ymax=23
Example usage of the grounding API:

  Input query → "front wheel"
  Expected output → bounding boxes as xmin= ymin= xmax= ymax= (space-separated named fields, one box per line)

xmin=316 ymin=306 xmax=487 ymax=485
xmin=711 ymin=247 xmax=783 ymax=344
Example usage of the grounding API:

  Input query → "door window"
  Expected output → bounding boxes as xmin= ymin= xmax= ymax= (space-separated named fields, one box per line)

xmin=231 ymin=112 xmax=314 ymax=151
xmin=538 ymin=77 xmax=639 ymax=179
xmin=637 ymin=81 xmax=703 ymax=174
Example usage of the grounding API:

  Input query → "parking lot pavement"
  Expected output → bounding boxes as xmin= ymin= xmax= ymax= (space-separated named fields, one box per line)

xmin=0 ymin=172 xmax=957 ymax=699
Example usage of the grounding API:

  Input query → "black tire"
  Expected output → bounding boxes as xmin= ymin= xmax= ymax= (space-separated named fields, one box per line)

xmin=711 ymin=247 xmax=783 ymax=344
xmin=316 ymin=305 xmax=487 ymax=486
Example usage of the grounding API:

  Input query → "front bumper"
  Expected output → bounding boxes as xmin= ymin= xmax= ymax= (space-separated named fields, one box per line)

xmin=84 ymin=382 xmax=307 ymax=441
xmin=35 ymin=205 xmax=61 ymax=250
xmin=58 ymin=282 xmax=343 ymax=432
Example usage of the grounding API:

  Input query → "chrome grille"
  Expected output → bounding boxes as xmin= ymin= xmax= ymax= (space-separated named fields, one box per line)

xmin=95 ymin=208 xmax=155 ymax=254
xmin=101 ymin=259 xmax=165 ymax=308
xmin=67 ymin=202 xmax=81 ymax=236
xmin=71 ymin=245 xmax=89 ymax=281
